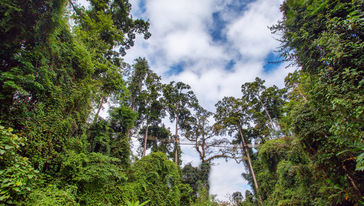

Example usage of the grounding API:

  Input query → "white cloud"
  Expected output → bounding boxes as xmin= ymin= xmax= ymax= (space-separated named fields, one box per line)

xmin=163 ymin=30 xmax=222 ymax=63
xmin=125 ymin=0 xmax=228 ymax=74
xmin=226 ymin=0 xmax=283 ymax=61
xmin=145 ymin=0 xmax=215 ymax=35
xmin=166 ymin=60 xmax=262 ymax=112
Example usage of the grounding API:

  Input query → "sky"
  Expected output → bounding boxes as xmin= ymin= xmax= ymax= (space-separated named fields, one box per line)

xmin=121 ymin=0 xmax=295 ymax=201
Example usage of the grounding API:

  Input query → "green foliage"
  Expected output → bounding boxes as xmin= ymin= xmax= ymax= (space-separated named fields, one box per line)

xmin=25 ymin=184 xmax=78 ymax=206
xmin=88 ymin=119 xmax=112 ymax=155
xmin=0 ymin=126 xmax=38 ymax=205
xmin=127 ymin=58 xmax=150 ymax=111
xmin=139 ymin=124 xmax=173 ymax=156
xmin=61 ymin=151 xmax=126 ymax=186
xmin=0 ymin=0 xmax=201 ymax=205
xmin=122 ymin=152 xmax=192 ymax=206
xmin=354 ymin=143 xmax=364 ymax=171
xmin=181 ymin=162 xmax=211 ymax=201
xmin=252 ymin=128 xmax=362 ymax=205
xmin=126 ymin=58 xmax=167 ymax=156
xmin=162 ymin=81 xmax=198 ymax=124
xmin=252 ymin=137 xmax=316 ymax=206
xmin=0 ymin=0 xmax=173 ymax=205
xmin=108 ymin=105 xmax=137 ymax=166
xmin=59 ymin=136 xmax=129 ymax=205
xmin=270 ymin=0 xmax=364 ymax=204
xmin=110 ymin=105 xmax=138 ymax=136
xmin=126 ymin=200 xmax=150 ymax=206
xmin=190 ymin=184 xmax=219 ymax=206
xmin=181 ymin=163 xmax=200 ymax=199
xmin=241 ymin=190 xmax=256 ymax=206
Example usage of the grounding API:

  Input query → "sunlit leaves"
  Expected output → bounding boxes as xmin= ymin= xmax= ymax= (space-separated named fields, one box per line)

xmin=0 ymin=126 xmax=38 ymax=204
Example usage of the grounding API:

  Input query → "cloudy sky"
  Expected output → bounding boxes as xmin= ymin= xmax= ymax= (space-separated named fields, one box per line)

xmin=120 ymin=0 xmax=295 ymax=201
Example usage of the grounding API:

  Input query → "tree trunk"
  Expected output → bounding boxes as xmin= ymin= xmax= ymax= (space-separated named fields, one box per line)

xmin=93 ymin=98 xmax=104 ymax=124
xmin=126 ymin=105 xmax=134 ymax=141
xmin=69 ymin=0 xmax=82 ymax=17
xmin=174 ymin=115 xmax=179 ymax=164
xmin=238 ymin=124 xmax=263 ymax=206
xmin=143 ymin=124 xmax=149 ymax=156
xmin=257 ymin=95 xmax=280 ymax=136
xmin=126 ymin=129 xmax=131 ymax=141
xmin=201 ymin=123 xmax=206 ymax=162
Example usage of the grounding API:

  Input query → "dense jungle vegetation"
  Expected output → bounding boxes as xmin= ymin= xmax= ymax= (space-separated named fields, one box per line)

xmin=0 ymin=0 xmax=363 ymax=205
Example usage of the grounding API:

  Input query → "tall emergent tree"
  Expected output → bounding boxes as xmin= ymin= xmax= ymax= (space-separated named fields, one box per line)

xmin=138 ymin=68 xmax=165 ymax=156
xmin=214 ymin=97 xmax=263 ymax=206
xmin=162 ymin=81 xmax=198 ymax=165
xmin=124 ymin=58 xmax=166 ymax=156
xmin=241 ymin=77 xmax=286 ymax=141
xmin=184 ymin=105 xmax=233 ymax=196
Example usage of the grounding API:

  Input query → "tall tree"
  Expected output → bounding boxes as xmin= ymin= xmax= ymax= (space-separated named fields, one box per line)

xmin=162 ymin=81 xmax=198 ymax=165
xmin=241 ymin=77 xmax=285 ymax=141
xmin=139 ymin=71 xmax=165 ymax=156
xmin=70 ymin=0 xmax=150 ymax=125
xmin=214 ymin=97 xmax=263 ymax=206
xmin=124 ymin=58 xmax=166 ymax=156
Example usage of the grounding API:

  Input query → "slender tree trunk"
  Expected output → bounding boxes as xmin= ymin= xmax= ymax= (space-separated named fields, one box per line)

xmin=201 ymin=122 xmax=206 ymax=162
xmin=93 ymin=98 xmax=104 ymax=124
xmin=69 ymin=0 xmax=82 ymax=16
xmin=257 ymin=95 xmax=280 ymax=137
xmin=202 ymin=139 xmax=206 ymax=163
xmin=257 ymin=96 xmax=275 ymax=129
xmin=143 ymin=124 xmax=149 ymax=156
xmin=126 ymin=129 xmax=131 ymax=141
xmin=238 ymin=123 xmax=263 ymax=206
xmin=174 ymin=115 xmax=179 ymax=164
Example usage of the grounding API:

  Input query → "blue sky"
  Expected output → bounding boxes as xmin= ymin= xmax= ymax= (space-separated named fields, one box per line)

xmin=122 ymin=0 xmax=295 ymax=201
